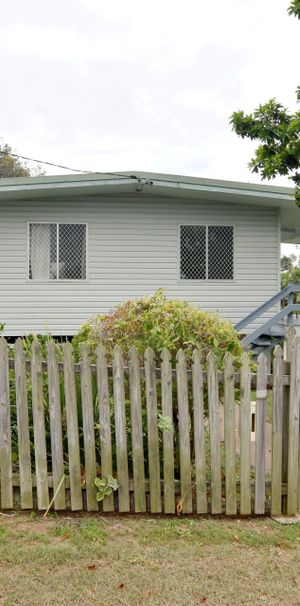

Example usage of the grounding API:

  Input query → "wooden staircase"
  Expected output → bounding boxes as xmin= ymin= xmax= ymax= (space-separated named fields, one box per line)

xmin=235 ymin=283 xmax=300 ymax=356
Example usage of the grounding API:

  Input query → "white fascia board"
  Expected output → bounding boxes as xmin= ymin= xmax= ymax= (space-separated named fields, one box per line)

xmin=0 ymin=177 xmax=134 ymax=195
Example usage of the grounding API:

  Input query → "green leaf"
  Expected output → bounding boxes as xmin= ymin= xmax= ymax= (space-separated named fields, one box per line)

xmin=107 ymin=476 xmax=119 ymax=490
xmin=103 ymin=487 xmax=113 ymax=496
xmin=94 ymin=478 xmax=106 ymax=488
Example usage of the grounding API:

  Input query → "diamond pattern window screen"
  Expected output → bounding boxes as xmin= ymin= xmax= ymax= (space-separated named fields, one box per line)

xmin=208 ymin=226 xmax=234 ymax=280
xmin=180 ymin=225 xmax=234 ymax=280
xmin=180 ymin=225 xmax=206 ymax=279
xmin=29 ymin=223 xmax=87 ymax=280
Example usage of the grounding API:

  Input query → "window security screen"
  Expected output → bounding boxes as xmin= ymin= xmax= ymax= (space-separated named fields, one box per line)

xmin=208 ymin=226 xmax=234 ymax=279
xmin=180 ymin=225 xmax=234 ymax=280
xmin=29 ymin=223 xmax=87 ymax=280
xmin=180 ymin=225 xmax=206 ymax=280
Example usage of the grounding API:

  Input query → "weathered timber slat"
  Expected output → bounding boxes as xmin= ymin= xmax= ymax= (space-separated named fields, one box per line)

xmin=0 ymin=338 xmax=13 ymax=509
xmin=80 ymin=344 xmax=98 ymax=512
xmin=63 ymin=343 xmax=83 ymax=511
xmin=31 ymin=341 xmax=49 ymax=510
xmin=145 ymin=347 xmax=162 ymax=514
xmin=96 ymin=345 xmax=114 ymax=512
xmin=271 ymin=346 xmax=284 ymax=516
xmin=207 ymin=352 xmax=222 ymax=514
xmin=176 ymin=350 xmax=192 ymax=514
xmin=129 ymin=347 xmax=146 ymax=513
xmin=239 ymin=352 xmax=251 ymax=515
xmin=7 ymin=359 xmax=291 ymax=386
xmin=255 ymin=353 xmax=267 ymax=515
xmin=161 ymin=348 xmax=175 ymax=514
xmin=47 ymin=341 xmax=66 ymax=510
xmin=14 ymin=338 xmax=33 ymax=509
xmin=192 ymin=350 xmax=207 ymax=514
xmin=224 ymin=352 xmax=237 ymax=515
xmin=113 ymin=346 xmax=130 ymax=512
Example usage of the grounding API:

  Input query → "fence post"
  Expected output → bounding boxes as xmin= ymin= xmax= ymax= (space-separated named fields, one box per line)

xmin=271 ymin=345 xmax=284 ymax=516
xmin=282 ymin=326 xmax=296 ymax=513
xmin=287 ymin=334 xmax=300 ymax=515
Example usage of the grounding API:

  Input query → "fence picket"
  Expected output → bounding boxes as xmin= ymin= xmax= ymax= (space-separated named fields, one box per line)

xmin=144 ymin=347 xmax=161 ymax=513
xmin=224 ymin=352 xmax=236 ymax=515
xmin=161 ymin=348 xmax=175 ymax=514
xmin=271 ymin=345 xmax=283 ymax=516
xmin=240 ymin=352 xmax=251 ymax=515
xmin=14 ymin=338 xmax=33 ymax=509
xmin=63 ymin=343 xmax=83 ymax=511
xmin=129 ymin=347 xmax=146 ymax=513
xmin=96 ymin=345 xmax=114 ymax=512
xmin=31 ymin=341 xmax=49 ymax=510
xmin=80 ymin=344 xmax=98 ymax=511
xmin=255 ymin=353 xmax=267 ymax=515
xmin=0 ymin=338 xmax=13 ymax=509
xmin=47 ymin=340 xmax=66 ymax=510
xmin=1 ymin=340 xmax=297 ymax=515
xmin=192 ymin=350 xmax=207 ymax=514
xmin=287 ymin=335 xmax=300 ymax=515
xmin=176 ymin=350 xmax=192 ymax=513
xmin=113 ymin=346 xmax=130 ymax=512
xmin=207 ymin=351 xmax=222 ymax=514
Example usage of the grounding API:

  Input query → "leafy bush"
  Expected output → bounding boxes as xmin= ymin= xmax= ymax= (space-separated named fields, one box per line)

xmin=72 ymin=289 xmax=242 ymax=366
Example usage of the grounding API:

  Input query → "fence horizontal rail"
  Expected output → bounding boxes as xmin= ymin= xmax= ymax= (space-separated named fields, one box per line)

xmin=7 ymin=358 xmax=291 ymax=387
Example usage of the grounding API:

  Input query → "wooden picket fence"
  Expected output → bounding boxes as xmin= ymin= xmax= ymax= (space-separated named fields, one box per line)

xmin=0 ymin=329 xmax=299 ymax=516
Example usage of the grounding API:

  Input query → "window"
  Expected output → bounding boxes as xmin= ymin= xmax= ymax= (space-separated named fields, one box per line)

xmin=180 ymin=225 xmax=234 ymax=280
xmin=29 ymin=223 xmax=87 ymax=280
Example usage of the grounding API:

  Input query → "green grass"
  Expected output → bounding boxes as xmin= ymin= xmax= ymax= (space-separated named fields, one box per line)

xmin=0 ymin=514 xmax=300 ymax=605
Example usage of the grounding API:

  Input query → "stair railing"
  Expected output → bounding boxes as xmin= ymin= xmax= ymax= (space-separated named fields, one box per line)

xmin=235 ymin=283 xmax=300 ymax=349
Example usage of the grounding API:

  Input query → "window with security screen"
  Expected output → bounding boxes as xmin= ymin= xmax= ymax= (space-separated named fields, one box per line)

xmin=180 ymin=225 xmax=234 ymax=280
xmin=29 ymin=223 xmax=87 ymax=280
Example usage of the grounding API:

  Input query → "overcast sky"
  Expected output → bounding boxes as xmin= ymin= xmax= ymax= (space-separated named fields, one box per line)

xmin=0 ymin=0 xmax=299 ymax=192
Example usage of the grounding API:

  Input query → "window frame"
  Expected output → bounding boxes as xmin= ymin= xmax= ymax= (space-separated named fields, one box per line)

xmin=178 ymin=223 xmax=236 ymax=282
xmin=27 ymin=221 xmax=89 ymax=283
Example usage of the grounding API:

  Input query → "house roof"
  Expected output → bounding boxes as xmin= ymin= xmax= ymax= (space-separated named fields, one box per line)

xmin=0 ymin=171 xmax=298 ymax=243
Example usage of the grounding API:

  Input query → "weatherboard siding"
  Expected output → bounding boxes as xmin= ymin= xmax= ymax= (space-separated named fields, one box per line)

xmin=0 ymin=196 xmax=279 ymax=336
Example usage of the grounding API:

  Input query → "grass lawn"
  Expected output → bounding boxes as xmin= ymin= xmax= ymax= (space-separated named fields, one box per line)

xmin=0 ymin=514 xmax=300 ymax=605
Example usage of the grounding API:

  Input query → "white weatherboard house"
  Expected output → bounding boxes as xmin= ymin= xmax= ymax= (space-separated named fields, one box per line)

xmin=0 ymin=171 xmax=299 ymax=338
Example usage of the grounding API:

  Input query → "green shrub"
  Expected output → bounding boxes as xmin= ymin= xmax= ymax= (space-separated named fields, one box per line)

xmin=72 ymin=289 xmax=242 ymax=366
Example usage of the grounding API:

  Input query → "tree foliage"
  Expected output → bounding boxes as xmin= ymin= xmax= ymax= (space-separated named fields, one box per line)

xmin=0 ymin=143 xmax=44 ymax=178
xmin=281 ymin=250 xmax=300 ymax=288
xmin=230 ymin=1 xmax=300 ymax=204
xmin=288 ymin=0 xmax=300 ymax=18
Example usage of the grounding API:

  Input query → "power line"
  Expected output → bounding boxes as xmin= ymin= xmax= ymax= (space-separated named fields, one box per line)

xmin=0 ymin=150 xmax=137 ymax=180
